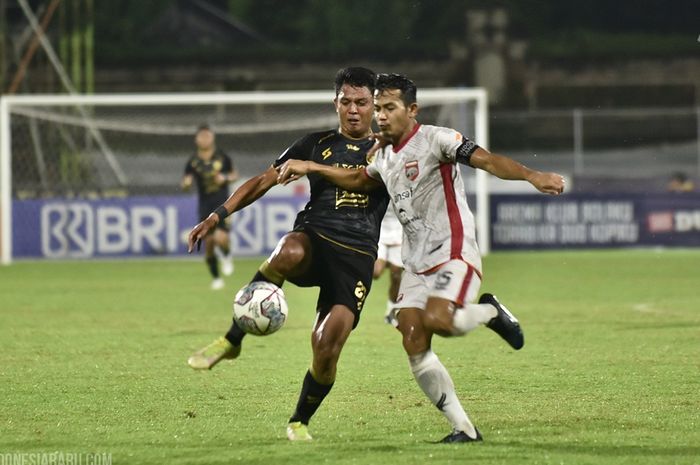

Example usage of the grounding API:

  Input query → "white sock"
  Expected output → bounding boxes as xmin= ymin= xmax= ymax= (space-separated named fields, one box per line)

xmin=409 ymin=350 xmax=477 ymax=437
xmin=452 ymin=303 xmax=497 ymax=336
xmin=384 ymin=299 xmax=398 ymax=326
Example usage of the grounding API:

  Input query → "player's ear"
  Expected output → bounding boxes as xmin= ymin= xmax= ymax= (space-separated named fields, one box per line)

xmin=408 ymin=102 xmax=419 ymax=118
xmin=333 ymin=97 xmax=340 ymax=113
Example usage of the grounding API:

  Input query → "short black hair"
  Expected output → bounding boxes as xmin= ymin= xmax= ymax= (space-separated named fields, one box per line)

xmin=375 ymin=73 xmax=417 ymax=105
xmin=196 ymin=124 xmax=212 ymax=134
xmin=672 ymin=171 xmax=689 ymax=182
xmin=334 ymin=67 xmax=376 ymax=96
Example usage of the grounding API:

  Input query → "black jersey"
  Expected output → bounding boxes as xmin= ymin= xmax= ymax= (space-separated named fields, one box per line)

xmin=184 ymin=149 xmax=233 ymax=209
xmin=274 ymin=130 xmax=389 ymax=257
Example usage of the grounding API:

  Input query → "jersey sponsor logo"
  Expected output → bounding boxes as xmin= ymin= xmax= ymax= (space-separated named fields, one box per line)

xmin=334 ymin=163 xmax=369 ymax=208
xmin=336 ymin=189 xmax=369 ymax=208
xmin=405 ymin=160 xmax=419 ymax=181
xmin=322 ymin=148 xmax=333 ymax=160
xmin=393 ymin=188 xmax=413 ymax=203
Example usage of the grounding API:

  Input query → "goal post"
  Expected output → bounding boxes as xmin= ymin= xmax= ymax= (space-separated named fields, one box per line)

xmin=0 ymin=89 xmax=489 ymax=265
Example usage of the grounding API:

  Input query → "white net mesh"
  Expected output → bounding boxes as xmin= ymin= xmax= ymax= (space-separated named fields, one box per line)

xmin=7 ymin=95 xmax=480 ymax=197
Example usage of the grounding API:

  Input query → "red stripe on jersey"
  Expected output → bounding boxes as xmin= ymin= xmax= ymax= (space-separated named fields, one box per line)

xmin=456 ymin=265 xmax=475 ymax=306
xmin=392 ymin=123 xmax=421 ymax=153
xmin=439 ymin=163 xmax=463 ymax=259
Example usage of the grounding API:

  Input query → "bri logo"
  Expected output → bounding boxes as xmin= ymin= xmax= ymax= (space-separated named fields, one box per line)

xmin=41 ymin=202 xmax=179 ymax=258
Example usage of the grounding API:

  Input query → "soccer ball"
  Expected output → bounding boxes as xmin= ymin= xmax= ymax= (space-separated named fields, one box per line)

xmin=233 ymin=281 xmax=288 ymax=336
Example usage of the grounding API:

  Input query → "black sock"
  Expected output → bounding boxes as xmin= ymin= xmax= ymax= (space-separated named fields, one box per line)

xmin=251 ymin=271 xmax=272 ymax=283
xmin=225 ymin=320 xmax=246 ymax=347
xmin=289 ymin=370 xmax=334 ymax=425
xmin=206 ymin=256 xmax=219 ymax=278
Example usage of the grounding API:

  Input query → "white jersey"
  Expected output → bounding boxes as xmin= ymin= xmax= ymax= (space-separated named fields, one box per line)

xmin=366 ymin=124 xmax=481 ymax=274
xmin=378 ymin=207 xmax=403 ymax=246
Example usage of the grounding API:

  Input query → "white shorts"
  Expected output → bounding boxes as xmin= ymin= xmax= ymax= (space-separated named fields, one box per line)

xmin=387 ymin=259 xmax=481 ymax=326
xmin=377 ymin=242 xmax=403 ymax=267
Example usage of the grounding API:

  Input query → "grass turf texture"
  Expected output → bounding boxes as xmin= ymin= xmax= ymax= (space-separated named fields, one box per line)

xmin=1 ymin=250 xmax=699 ymax=465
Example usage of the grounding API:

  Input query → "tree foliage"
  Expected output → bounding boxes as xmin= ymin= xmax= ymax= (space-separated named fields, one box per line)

xmin=94 ymin=0 xmax=699 ymax=65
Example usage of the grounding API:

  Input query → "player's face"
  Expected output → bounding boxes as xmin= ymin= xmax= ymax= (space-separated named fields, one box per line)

xmin=195 ymin=129 xmax=215 ymax=151
xmin=374 ymin=89 xmax=418 ymax=143
xmin=334 ymin=84 xmax=374 ymax=139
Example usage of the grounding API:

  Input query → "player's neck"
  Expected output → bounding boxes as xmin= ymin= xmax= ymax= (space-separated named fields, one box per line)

xmin=197 ymin=148 xmax=215 ymax=160
xmin=339 ymin=128 xmax=372 ymax=141
xmin=392 ymin=120 xmax=418 ymax=147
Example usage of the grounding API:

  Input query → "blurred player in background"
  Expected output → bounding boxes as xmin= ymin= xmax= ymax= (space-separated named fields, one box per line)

xmin=373 ymin=207 xmax=403 ymax=324
xmin=277 ymin=72 xmax=565 ymax=443
xmin=181 ymin=125 xmax=238 ymax=290
xmin=186 ymin=67 xmax=389 ymax=441
xmin=666 ymin=171 xmax=695 ymax=192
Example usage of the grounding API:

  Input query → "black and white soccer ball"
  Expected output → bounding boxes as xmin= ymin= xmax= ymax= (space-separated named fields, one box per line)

xmin=233 ymin=281 xmax=288 ymax=336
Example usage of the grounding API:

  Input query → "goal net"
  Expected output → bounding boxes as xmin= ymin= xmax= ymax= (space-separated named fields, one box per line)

xmin=0 ymin=89 xmax=489 ymax=264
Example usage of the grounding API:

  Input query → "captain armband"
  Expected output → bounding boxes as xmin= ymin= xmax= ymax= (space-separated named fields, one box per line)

xmin=455 ymin=139 xmax=479 ymax=166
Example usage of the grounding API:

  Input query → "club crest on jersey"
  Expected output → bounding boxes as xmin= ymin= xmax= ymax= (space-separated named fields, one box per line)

xmin=405 ymin=161 xmax=419 ymax=181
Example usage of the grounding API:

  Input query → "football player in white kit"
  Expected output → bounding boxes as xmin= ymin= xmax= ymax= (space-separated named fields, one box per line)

xmin=374 ymin=207 xmax=404 ymax=324
xmin=277 ymin=73 xmax=565 ymax=443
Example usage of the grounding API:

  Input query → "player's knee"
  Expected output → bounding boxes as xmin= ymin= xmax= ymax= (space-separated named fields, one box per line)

xmin=397 ymin=312 xmax=430 ymax=354
xmin=271 ymin=241 xmax=308 ymax=273
xmin=400 ymin=327 xmax=429 ymax=355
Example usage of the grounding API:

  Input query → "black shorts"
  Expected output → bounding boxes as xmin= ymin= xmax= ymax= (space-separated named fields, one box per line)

xmin=199 ymin=203 xmax=230 ymax=232
xmin=287 ymin=228 xmax=375 ymax=329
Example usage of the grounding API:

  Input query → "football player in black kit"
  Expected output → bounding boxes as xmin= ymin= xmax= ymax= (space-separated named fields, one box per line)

xmin=181 ymin=125 xmax=238 ymax=290
xmin=186 ymin=67 xmax=389 ymax=441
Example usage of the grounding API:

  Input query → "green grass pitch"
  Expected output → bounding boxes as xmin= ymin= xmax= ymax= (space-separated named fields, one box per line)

xmin=1 ymin=250 xmax=699 ymax=465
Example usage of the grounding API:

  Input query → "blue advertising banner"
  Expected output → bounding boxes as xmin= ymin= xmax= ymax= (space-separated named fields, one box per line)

xmin=12 ymin=195 xmax=309 ymax=259
xmin=490 ymin=193 xmax=700 ymax=250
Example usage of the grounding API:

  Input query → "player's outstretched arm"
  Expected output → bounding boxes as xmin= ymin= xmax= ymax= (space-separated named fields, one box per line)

xmin=187 ymin=166 xmax=279 ymax=252
xmin=469 ymin=147 xmax=565 ymax=195
xmin=277 ymin=159 xmax=381 ymax=192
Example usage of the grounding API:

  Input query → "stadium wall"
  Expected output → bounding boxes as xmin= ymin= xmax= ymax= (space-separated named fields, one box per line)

xmin=12 ymin=194 xmax=308 ymax=259
xmin=9 ymin=191 xmax=700 ymax=260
